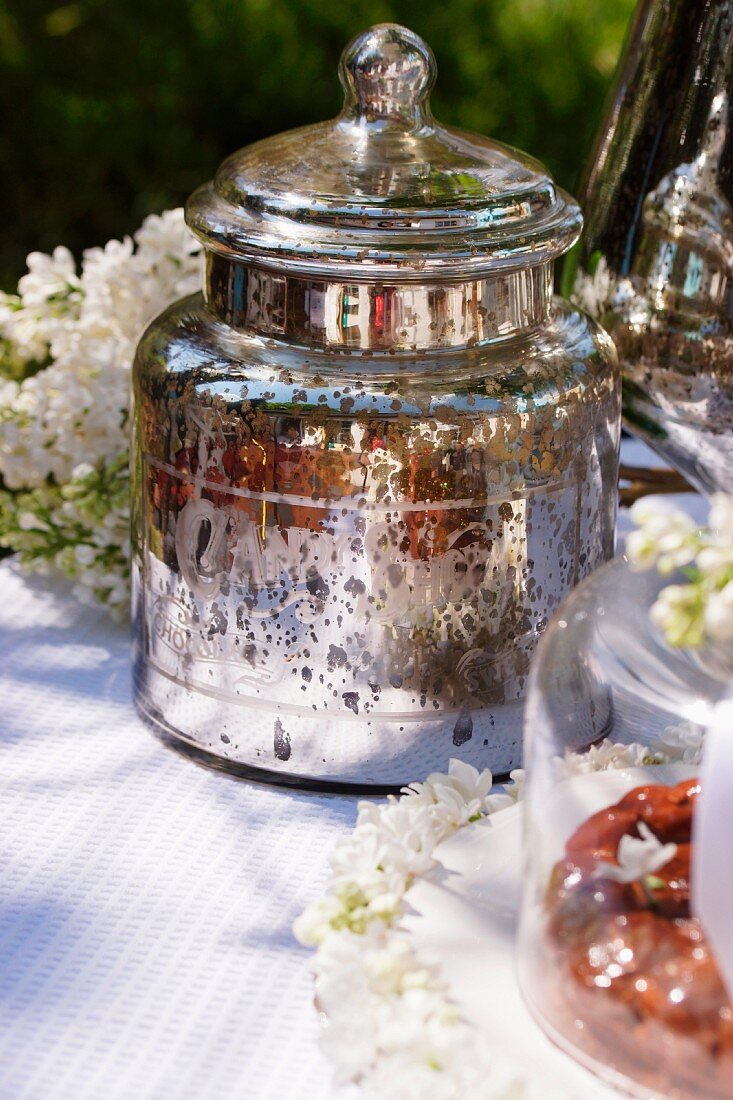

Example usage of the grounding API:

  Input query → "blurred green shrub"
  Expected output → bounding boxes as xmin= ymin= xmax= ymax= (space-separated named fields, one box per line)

xmin=0 ymin=0 xmax=634 ymax=287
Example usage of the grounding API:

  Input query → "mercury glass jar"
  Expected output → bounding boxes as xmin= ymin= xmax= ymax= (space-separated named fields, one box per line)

xmin=131 ymin=23 xmax=620 ymax=790
xmin=568 ymin=0 xmax=733 ymax=495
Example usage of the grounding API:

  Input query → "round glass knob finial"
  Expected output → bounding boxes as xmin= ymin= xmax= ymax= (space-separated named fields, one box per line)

xmin=338 ymin=23 xmax=436 ymax=129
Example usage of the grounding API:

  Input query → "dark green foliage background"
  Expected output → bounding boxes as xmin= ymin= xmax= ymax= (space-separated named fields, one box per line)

xmin=0 ymin=0 xmax=634 ymax=288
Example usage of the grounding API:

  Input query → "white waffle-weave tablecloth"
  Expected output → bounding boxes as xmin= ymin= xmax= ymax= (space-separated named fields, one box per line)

xmin=0 ymin=438 xmax=706 ymax=1100
xmin=0 ymin=563 xmax=359 ymax=1100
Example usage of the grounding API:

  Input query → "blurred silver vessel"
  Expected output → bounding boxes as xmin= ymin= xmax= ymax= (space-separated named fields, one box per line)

xmin=569 ymin=0 xmax=733 ymax=495
xmin=131 ymin=24 xmax=620 ymax=789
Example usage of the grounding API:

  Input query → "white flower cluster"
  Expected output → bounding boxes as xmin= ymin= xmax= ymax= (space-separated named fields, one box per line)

xmin=0 ymin=210 xmax=201 ymax=611
xmin=627 ymin=495 xmax=733 ymax=647
xmin=556 ymin=738 xmax=669 ymax=777
xmin=295 ymin=760 xmax=516 ymax=948
xmin=295 ymin=743 xmax=691 ymax=1098
xmin=294 ymin=760 xmax=529 ymax=1099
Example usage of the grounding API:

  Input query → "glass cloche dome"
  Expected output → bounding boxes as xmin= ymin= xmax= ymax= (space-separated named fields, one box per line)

xmin=518 ymin=555 xmax=733 ymax=1099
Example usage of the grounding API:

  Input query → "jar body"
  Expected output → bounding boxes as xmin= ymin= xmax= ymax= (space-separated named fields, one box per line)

xmin=131 ymin=292 xmax=619 ymax=789
xmin=567 ymin=0 xmax=733 ymax=495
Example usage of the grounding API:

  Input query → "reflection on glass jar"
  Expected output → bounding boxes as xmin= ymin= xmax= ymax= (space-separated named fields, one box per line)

xmin=568 ymin=0 xmax=733 ymax=495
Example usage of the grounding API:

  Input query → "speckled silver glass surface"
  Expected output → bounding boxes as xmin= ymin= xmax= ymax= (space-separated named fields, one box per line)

xmin=131 ymin=24 xmax=620 ymax=790
xmin=568 ymin=0 xmax=733 ymax=495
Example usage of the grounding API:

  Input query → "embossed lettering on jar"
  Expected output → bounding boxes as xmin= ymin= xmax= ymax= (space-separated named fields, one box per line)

xmin=131 ymin=23 xmax=621 ymax=788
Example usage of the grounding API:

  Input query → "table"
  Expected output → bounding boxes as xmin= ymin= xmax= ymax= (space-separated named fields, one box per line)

xmin=0 ymin=439 xmax=705 ymax=1100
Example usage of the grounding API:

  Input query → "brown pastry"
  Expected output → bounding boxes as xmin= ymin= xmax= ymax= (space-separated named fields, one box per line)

xmin=544 ymin=779 xmax=733 ymax=1098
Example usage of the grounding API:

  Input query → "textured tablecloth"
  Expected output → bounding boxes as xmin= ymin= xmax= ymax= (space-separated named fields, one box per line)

xmin=0 ymin=438 xmax=706 ymax=1100
xmin=0 ymin=564 xmax=360 ymax=1100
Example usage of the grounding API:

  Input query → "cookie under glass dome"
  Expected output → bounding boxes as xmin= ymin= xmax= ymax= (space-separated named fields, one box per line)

xmin=518 ymin=555 xmax=733 ymax=1100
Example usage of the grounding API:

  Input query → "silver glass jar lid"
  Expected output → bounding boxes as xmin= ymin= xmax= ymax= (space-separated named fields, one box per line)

xmin=186 ymin=23 xmax=582 ymax=281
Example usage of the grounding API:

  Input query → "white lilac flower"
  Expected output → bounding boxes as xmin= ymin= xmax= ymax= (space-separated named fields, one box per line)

xmin=627 ymin=497 xmax=699 ymax=573
xmin=483 ymin=789 xmax=516 ymax=814
xmin=0 ymin=304 xmax=54 ymax=364
xmin=17 ymin=511 xmax=42 ymax=531
xmin=314 ymin=924 xmax=459 ymax=1087
xmin=649 ymin=582 xmax=706 ymax=648
xmin=478 ymin=768 xmax=526 ymax=813
xmin=628 ymin=492 xmax=733 ymax=649
xmin=1 ymin=209 xmax=200 ymax=487
xmin=296 ymin=752 xmax=668 ymax=1097
xmin=657 ymin=720 xmax=704 ymax=765
xmin=363 ymin=936 xmax=444 ymax=998
xmin=703 ymin=579 xmax=733 ymax=641
xmin=135 ymin=208 xmax=202 ymax=270
xmin=0 ymin=209 xmax=201 ymax=611
xmin=372 ymin=988 xmax=462 ymax=1073
xmin=362 ymin=1046 xmax=529 ymax=1100
xmin=504 ymin=767 xmax=525 ymax=802
xmin=696 ymin=545 xmax=733 ymax=575
xmin=18 ymin=246 xmax=81 ymax=308
xmin=314 ymin=930 xmax=384 ymax=1078
xmin=558 ymin=739 xmax=668 ymax=778
xmin=595 ymin=821 xmax=677 ymax=884
xmin=0 ymin=377 xmax=19 ymax=405
xmin=356 ymin=796 xmax=439 ymax=872
xmin=405 ymin=758 xmax=494 ymax=819
xmin=709 ymin=493 xmax=733 ymax=545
